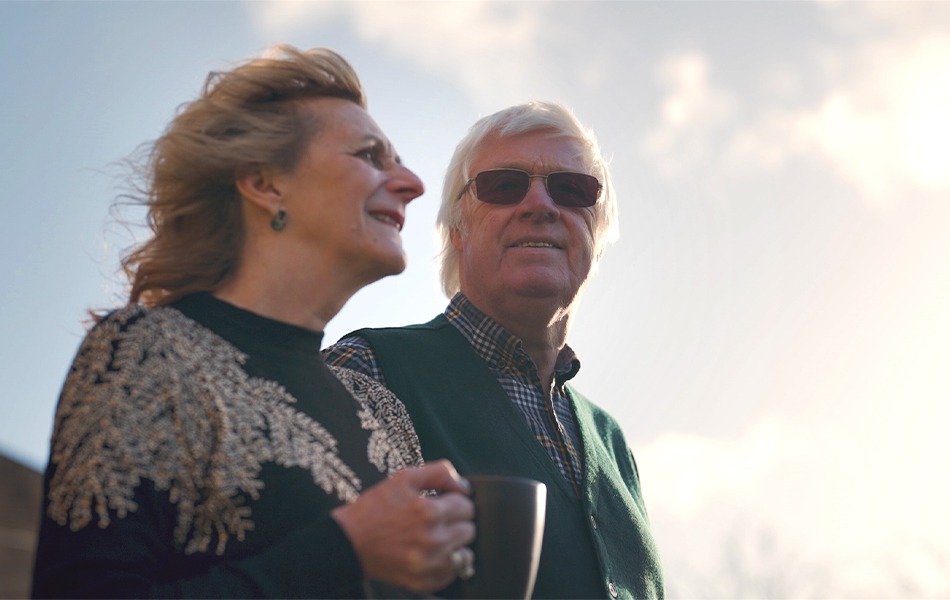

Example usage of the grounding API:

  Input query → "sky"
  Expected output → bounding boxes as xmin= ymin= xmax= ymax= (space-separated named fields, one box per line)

xmin=2 ymin=1 xmax=949 ymax=597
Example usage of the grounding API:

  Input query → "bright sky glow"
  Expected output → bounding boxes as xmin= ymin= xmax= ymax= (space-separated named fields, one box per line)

xmin=2 ymin=2 xmax=948 ymax=596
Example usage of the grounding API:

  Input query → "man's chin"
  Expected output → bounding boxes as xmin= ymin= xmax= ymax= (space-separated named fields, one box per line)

xmin=509 ymin=279 xmax=572 ymax=301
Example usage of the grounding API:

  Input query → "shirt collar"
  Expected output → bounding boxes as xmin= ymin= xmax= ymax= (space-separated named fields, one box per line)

xmin=444 ymin=293 xmax=581 ymax=386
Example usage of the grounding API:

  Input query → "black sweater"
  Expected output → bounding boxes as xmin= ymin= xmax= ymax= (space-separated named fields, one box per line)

xmin=32 ymin=293 xmax=422 ymax=598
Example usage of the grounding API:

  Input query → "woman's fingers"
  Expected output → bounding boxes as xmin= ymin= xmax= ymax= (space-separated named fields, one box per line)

xmin=330 ymin=462 xmax=475 ymax=593
xmin=428 ymin=485 xmax=476 ymax=525
xmin=402 ymin=459 xmax=471 ymax=496
xmin=449 ymin=546 xmax=476 ymax=580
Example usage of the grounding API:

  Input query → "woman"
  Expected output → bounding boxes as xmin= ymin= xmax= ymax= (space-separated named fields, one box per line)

xmin=31 ymin=45 xmax=475 ymax=598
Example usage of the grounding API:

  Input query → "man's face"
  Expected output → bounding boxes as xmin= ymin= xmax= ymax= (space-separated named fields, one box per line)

xmin=452 ymin=130 xmax=597 ymax=318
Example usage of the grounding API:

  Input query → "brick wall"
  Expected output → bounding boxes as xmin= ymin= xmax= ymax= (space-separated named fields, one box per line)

xmin=0 ymin=455 xmax=41 ymax=599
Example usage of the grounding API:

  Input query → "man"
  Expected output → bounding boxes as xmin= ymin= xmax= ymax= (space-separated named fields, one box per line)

xmin=324 ymin=101 xmax=663 ymax=599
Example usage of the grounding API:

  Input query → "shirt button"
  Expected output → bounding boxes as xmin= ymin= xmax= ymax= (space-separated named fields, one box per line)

xmin=590 ymin=513 xmax=598 ymax=529
xmin=608 ymin=581 xmax=619 ymax=598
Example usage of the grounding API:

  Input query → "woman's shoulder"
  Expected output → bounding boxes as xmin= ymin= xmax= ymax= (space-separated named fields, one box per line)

xmin=327 ymin=366 xmax=424 ymax=472
xmin=48 ymin=303 xmax=255 ymax=552
xmin=59 ymin=302 xmax=250 ymax=440
xmin=78 ymin=302 xmax=243 ymax=374
xmin=82 ymin=303 xmax=179 ymax=356
xmin=88 ymin=302 xmax=204 ymax=342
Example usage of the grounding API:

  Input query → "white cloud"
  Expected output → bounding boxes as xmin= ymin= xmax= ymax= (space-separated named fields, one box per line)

xmin=641 ymin=52 xmax=736 ymax=179
xmin=641 ymin=413 xmax=950 ymax=597
xmin=893 ymin=37 xmax=950 ymax=189
xmin=790 ymin=33 xmax=950 ymax=208
xmin=643 ymin=3 xmax=950 ymax=210
xmin=640 ymin=418 xmax=810 ymax=519
xmin=247 ymin=1 xmax=549 ymax=106
xmin=249 ymin=1 xmax=339 ymax=33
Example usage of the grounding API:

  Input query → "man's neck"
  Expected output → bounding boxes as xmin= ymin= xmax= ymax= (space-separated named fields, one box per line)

xmin=467 ymin=294 xmax=573 ymax=395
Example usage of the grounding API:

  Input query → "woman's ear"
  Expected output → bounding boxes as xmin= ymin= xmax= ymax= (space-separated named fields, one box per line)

xmin=235 ymin=166 xmax=284 ymax=214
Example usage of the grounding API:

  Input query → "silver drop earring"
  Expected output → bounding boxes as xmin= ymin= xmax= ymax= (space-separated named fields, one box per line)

xmin=270 ymin=209 xmax=287 ymax=231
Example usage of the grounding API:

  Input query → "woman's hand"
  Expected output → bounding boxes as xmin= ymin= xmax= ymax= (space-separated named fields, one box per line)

xmin=331 ymin=460 xmax=476 ymax=593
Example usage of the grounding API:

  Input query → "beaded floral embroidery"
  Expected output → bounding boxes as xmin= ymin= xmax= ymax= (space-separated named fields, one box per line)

xmin=46 ymin=305 xmax=421 ymax=555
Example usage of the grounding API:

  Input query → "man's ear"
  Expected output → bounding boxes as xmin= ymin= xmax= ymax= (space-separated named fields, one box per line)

xmin=235 ymin=166 xmax=284 ymax=214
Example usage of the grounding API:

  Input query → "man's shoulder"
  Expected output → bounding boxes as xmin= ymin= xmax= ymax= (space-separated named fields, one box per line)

xmin=322 ymin=314 xmax=453 ymax=381
xmin=337 ymin=314 xmax=456 ymax=351
xmin=565 ymin=384 xmax=626 ymax=436
xmin=349 ymin=314 xmax=451 ymax=339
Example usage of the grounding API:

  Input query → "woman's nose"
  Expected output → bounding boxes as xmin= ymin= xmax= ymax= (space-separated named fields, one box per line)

xmin=390 ymin=164 xmax=425 ymax=204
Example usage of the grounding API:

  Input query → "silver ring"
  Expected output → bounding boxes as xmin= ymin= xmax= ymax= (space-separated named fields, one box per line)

xmin=451 ymin=548 xmax=475 ymax=580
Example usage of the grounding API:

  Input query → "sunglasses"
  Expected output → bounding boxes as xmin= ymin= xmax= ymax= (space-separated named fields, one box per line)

xmin=460 ymin=168 xmax=602 ymax=208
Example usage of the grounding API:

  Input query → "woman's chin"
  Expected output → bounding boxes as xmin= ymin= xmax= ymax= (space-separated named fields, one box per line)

xmin=362 ymin=251 xmax=408 ymax=283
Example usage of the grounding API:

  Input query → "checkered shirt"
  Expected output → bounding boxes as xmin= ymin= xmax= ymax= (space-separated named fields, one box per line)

xmin=322 ymin=293 xmax=585 ymax=493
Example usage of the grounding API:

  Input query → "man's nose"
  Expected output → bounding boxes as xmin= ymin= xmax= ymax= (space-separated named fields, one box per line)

xmin=517 ymin=178 xmax=559 ymax=218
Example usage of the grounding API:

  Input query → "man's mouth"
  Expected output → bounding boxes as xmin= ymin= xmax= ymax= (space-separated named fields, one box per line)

xmin=511 ymin=241 xmax=558 ymax=248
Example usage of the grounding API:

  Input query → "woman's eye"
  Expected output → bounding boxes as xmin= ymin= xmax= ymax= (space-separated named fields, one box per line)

xmin=356 ymin=148 xmax=384 ymax=169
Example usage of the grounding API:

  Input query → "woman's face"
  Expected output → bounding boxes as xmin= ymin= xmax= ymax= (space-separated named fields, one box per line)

xmin=276 ymin=97 xmax=424 ymax=287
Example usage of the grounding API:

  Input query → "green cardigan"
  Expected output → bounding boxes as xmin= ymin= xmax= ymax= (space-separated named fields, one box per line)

xmin=351 ymin=315 xmax=663 ymax=599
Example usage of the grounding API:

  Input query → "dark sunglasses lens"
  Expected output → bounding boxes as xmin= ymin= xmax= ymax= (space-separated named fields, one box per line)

xmin=547 ymin=172 xmax=601 ymax=207
xmin=474 ymin=170 xmax=530 ymax=204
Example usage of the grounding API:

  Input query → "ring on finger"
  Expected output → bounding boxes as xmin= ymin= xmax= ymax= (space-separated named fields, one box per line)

xmin=451 ymin=547 xmax=475 ymax=580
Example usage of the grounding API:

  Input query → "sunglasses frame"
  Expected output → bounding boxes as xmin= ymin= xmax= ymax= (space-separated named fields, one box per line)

xmin=459 ymin=168 xmax=602 ymax=208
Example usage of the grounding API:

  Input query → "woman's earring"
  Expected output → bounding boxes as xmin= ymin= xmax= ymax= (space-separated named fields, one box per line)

xmin=270 ymin=209 xmax=287 ymax=231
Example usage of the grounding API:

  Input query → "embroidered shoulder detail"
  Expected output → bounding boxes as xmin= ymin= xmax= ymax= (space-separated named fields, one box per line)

xmin=329 ymin=366 xmax=424 ymax=473
xmin=47 ymin=305 xmax=363 ymax=555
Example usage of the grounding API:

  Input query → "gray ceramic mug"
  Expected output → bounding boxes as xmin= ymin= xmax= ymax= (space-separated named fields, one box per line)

xmin=459 ymin=475 xmax=547 ymax=599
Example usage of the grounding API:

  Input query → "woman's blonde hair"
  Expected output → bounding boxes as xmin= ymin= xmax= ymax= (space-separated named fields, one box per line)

xmin=122 ymin=44 xmax=365 ymax=307
xmin=436 ymin=101 xmax=618 ymax=298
